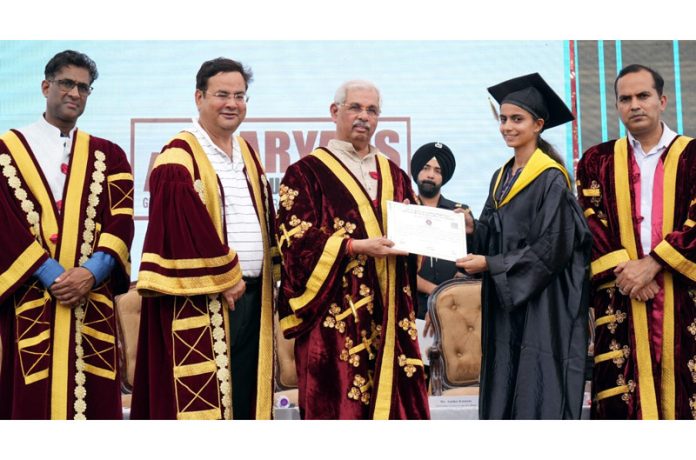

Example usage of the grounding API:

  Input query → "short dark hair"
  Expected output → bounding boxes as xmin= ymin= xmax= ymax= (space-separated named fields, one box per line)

xmin=614 ymin=64 xmax=664 ymax=98
xmin=44 ymin=50 xmax=99 ymax=84
xmin=196 ymin=58 xmax=253 ymax=91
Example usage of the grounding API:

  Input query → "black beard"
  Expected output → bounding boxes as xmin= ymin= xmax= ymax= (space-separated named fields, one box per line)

xmin=417 ymin=180 xmax=440 ymax=199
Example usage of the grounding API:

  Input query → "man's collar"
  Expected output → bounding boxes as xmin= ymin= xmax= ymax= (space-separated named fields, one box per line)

xmin=627 ymin=121 xmax=677 ymax=152
xmin=328 ymin=139 xmax=377 ymax=159
xmin=39 ymin=114 xmax=76 ymax=138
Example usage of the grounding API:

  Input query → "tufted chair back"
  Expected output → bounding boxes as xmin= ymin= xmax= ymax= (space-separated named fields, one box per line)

xmin=427 ymin=277 xmax=482 ymax=396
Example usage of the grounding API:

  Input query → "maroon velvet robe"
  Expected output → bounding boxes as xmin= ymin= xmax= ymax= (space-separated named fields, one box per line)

xmin=276 ymin=147 xmax=430 ymax=419
xmin=0 ymin=128 xmax=133 ymax=419
xmin=132 ymin=132 xmax=278 ymax=420
xmin=577 ymin=136 xmax=696 ymax=419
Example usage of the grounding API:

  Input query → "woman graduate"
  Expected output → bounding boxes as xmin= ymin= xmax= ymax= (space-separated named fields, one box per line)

xmin=458 ymin=73 xmax=592 ymax=419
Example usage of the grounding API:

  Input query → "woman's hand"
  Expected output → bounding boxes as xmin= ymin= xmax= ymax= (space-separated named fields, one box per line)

xmin=456 ymin=254 xmax=488 ymax=274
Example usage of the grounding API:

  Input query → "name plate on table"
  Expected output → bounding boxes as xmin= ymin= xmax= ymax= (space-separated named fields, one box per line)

xmin=386 ymin=201 xmax=467 ymax=262
xmin=428 ymin=395 xmax=478 ymax=408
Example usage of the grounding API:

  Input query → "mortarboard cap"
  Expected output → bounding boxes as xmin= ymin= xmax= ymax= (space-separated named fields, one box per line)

xmin=487 ymin=72 xmax=574 ymax=130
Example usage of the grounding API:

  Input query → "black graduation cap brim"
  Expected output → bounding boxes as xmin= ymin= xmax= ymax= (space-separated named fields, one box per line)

xmin=487 ymin=72 xmax=574 ymax=130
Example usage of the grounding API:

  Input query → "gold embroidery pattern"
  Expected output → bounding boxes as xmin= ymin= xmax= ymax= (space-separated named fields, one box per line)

xmin=208 ymin=294 xmax=232 ymax=419
xmin=359 ymin=329 xmax=376 ymax=361
xmin=340 ymin=327 xmax=380 ymax=367
xmin=73 ymin=150 xmax=107 ymax=420
xmin=323 ymin=303 xmax=346 ymax=334
xmin=403 ymin=286 xmax=412 ymax=297
xmin=347 ymin=374 xmax=372 ymax=405
xmin=398 ymin=312 xmax=418 ymax=341
xmin=590 ymin=180 xmax=601 ymax=207
xmin=333 ymin=217 xmax=356 ymax=235
xmin=359 ymin=284 xmax=374 ymax=314
xmin=73 ymin=306 xmax=87 ymax=419
xmin=289 ymin=216 xmax=312 ymax=238
xmin=597 ymin=210 xmax=608 ymax=226
xmin=339 ymin=337 xmax=354 ymax=363
xmin=617 ymin=375 xmax=636 ymax=404
xmin=372 ymin=323 xmax=382 ymax=351
xmin=604 ymin=305 xmax=627 ymax=334
xmin=15 ymin=283 xmax=51 ymax=384
xmin=107 ymin=173 xmax=133 ymax=215
xmin=397 ymin=354 xmax=422 ymax=378
xmin=688 ymin=320 xmax=696 ymax=340
xmin=193 ymin=179 xmax=206 ymax=204
xmin=0 ymin=153 xmax=41 ymax=242
xmin=690 ymin=395 xmax=696 ymax=419
xmin=278 ymin=217 xmax=313 ymax=251
xmin=279 ymin=184 xmax=299 ymax=211
xmin=609 ymin=339 xmax=630 ymax=368
xmin=689 ymin=356 xmax=696 ymax=384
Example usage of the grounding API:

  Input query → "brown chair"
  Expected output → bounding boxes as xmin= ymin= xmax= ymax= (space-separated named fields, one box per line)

xmin=273 ymin=312 xmax=299 ymax=411
xmin=114 ymin=286 xmax=142 ymax=410
xmin=427 ymin=277 xmax=482 ymax=396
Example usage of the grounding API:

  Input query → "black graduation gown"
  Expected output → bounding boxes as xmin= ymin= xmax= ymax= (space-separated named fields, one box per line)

xmin=473 ymin=165 xmax=592 ymax=419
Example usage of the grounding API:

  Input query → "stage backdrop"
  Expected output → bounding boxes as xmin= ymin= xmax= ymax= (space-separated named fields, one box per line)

xmin=1 ymin=40 xmax=693 ymax=279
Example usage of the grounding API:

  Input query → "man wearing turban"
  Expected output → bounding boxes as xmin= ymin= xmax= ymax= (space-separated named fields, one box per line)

xmin=410 ymin=142 xmax=469 ymax=328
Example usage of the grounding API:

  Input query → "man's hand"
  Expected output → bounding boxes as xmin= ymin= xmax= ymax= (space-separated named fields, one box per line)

xmin=628 ymin=280 xmax=660 ymax=302
xmin=352 ymin=237 xmax=408 ymax=258
xmin=454 ymin=208 xmax=474 ymax=235
xmin=50 ymin=267 xmax=95 ymax=307
xmin=614 ymin=256 xmax=662 ymax=297
xmin=223 ymin=279 xmax=246 ymax=311
xmin=456 ymin=254 xmax=488 ymax=274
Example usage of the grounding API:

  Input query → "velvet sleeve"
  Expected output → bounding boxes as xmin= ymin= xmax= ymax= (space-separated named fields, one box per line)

xmin=576 ymin=146 xmax=630 ymax=285
xmin=91 ymin=142 xmax=134 ymax=295
xmin=0 ymin=155 xmax=49 ymax=303
xmin=651 ymin=149 xmax=696 ymax=282
xmin=486 ymin=171 xmax=586 ymax=311
xmin=275 ymin=162 xmax=349 ymax=337
xmin=136 ymin=157 xmax=241 ymax=297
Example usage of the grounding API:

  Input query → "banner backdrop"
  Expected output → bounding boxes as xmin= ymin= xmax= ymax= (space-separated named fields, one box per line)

xmin=0 ymin=40 xmax=584 ymax=278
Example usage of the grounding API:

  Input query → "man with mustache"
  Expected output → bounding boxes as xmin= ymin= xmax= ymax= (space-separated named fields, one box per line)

xmin=410 ymin=142 xmax=470 ymax=329
xmin=133 ymin=58 xmax=278 ymax=420
xmin=0 ymin=50 xmax=134 ymax=419
xmin=275 ymin=80 xmax=430 ymax=419
xmin=577 ymin=64 xmax=696 ymax=419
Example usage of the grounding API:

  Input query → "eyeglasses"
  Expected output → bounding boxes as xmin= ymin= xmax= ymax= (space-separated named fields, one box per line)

xmin=206 ymin=91 xmax=249 ymax=103
xmin=340 ymin=102 xmax=380 ymax=118
xmin=49 ymin=78 xmax=93 ymax=96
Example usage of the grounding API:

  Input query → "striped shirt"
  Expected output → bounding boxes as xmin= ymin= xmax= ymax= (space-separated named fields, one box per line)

xmin=189 ymin=119 xmax=263 ymax=277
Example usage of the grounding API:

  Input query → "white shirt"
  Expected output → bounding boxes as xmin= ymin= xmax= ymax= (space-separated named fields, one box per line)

xmin=18 ymin=116 xmax=76 ymax=203
xmin=327 ymin=139 xmax=381 ymax=200
xmin=189 ymin=119 xmax=263 ymax=277
xmin=627 ymin=122 xmax=678 ymax=255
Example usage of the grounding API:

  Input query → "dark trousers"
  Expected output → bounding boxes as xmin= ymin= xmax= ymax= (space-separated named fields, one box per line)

xmin=228 ymin=277 xmax=261 ymax=420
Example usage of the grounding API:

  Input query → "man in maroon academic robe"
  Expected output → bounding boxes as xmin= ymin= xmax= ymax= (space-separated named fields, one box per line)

xmin=0 ymin=50 xmax=134 ymax=419
xmin=276 ymin=80 xmax=430 ymax=419
xmin=132 ymin=58 xmax=278 ymax=420
xmin=577 ymin=64 xmax=696 ymax=419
